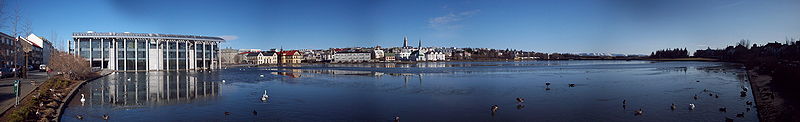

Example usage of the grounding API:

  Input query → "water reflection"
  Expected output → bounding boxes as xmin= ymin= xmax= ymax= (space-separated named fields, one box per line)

xmin=80 ymin=72 xmax=220 ymax=107
xmin=62 ymin=61 xmax=758 ymax=122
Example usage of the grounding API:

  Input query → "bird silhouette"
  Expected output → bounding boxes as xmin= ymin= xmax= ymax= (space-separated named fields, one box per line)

xmin=634 ymin=109 xmax=643 ymax=116
xmin=671 ymin=103 xmax=677 ymax=110
xmin=102 ymin=114 xmax=109 ymax=121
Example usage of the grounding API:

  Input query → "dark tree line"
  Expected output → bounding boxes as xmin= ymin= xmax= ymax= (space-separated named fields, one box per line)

xmin=694 ymin=39 xmax=800 ymax=114
xmin=650 ymin=48 xmax=689 ymax=58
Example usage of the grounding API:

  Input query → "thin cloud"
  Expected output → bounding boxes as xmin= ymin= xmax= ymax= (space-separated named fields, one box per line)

xmin=219 ymin=35 xmax=239 ymax=41
xmin=428 ymin=9 xmax=480 ymax=30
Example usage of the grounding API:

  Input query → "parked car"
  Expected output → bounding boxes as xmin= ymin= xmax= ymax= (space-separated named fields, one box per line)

xmin=0 ymin=68 xmax=15 ymax=78
xmin=39 ymin=64 xmax=47 ymax=71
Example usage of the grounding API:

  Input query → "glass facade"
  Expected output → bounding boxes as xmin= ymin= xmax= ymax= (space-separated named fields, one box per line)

xmin=72 ymin=32 xmax=224 ymax=71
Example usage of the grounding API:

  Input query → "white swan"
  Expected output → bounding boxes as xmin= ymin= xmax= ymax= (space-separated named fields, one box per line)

xmin=80 ymin=94 xmax=86 ymax=103
xmin=260 ymin=74 xmax=265 ymax=77
xmin=689 ymin=104 xmax=695 ymax=110
xmin=222 ymin=80 xmax=226 ymax=83
xmin=127 ymin=78 xmax=131 ymax=81
xmin=261 ymin=90 xmax=269 ymax=101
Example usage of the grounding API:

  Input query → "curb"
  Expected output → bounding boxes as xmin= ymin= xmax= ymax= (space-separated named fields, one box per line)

xmin=55 ymin=71 xmax=112 ymax=122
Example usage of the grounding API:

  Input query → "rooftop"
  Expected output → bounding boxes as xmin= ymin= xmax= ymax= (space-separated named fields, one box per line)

xmin=73 ymin=32 xmax=225 ymax=42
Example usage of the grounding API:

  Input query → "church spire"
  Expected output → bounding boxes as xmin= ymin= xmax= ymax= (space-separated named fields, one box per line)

xmin=418 ymin=38 xmax=422 ymax=49
xmin=403 ymin=36 xmax=408 ymax=48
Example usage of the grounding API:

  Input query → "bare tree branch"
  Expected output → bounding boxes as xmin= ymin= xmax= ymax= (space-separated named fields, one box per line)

xmin=21 ymin=18 xmax=32 ymax=36
xmin=10 ymin=7 xmax=21 ymax=37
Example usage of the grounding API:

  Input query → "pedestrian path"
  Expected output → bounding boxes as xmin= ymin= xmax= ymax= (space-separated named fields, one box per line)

xmin=0 ymin=71 xmax=50 ymax=114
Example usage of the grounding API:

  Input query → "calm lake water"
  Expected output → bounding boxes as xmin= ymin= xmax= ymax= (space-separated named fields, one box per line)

xmin=61 ymin=60 xmax=758 ymax=122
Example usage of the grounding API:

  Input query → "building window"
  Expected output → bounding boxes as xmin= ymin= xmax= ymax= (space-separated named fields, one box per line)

xmin=178 ymin=60 xmax=186 ymax=69
xmin=102 ymin=40 xmax=111 ymax=51
xmin=136 ymin=60 xmax=146 ymax=70
xmin=137 ymin=41 xmax=146 ymax=49
xmin=117 ymin=40 xmax=125 ymax=49
xmin=90 ymin=39 xmax=101 ymax=49
xmin=127 ymin=51 xmax=136 ymax=59
xmin=80 ymin=51 xmax=90 ymax=58
xmin=91 ymin=51 xmax=102 ymax=59
xmin=79 ymin=39 xmax=90 ymax=50
xmin=126 ymin=60 xmax=135 ymax=70
xmin=117 ymin=51 xmax=125 ymax=59
xmin=137 ymin=51 xmax=146 ymax=59
xmin=178 ymin=42 xmax=186 ymax=50
xmin=126 ymin=39 xmax=136 ymax=49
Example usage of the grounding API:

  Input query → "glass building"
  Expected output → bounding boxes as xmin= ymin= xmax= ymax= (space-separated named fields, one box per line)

xmin=71 ymin=32 xmax=225 ymax=71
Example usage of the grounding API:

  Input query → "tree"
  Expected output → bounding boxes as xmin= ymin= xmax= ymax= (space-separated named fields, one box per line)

xmin=10 ymin=7 xmax=22 ymax=37
xmin=48 ymin=51 xmax=95 ymax=80
xmin=21 ymin=19 xmax=31 ymax=36
xmin=737 ymin=39 xmax=752 ymax=49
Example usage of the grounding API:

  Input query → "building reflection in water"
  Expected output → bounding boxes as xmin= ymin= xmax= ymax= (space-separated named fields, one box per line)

xmin=82 ymin=71 xmax=220 ymax=107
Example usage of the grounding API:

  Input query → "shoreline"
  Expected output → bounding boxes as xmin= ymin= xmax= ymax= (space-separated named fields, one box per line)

xmin=222 ymin=59 xmax=664 ymax=68
xmin=55 ymin=70 xmax=113 ymax=121
xmin=746 ymin=68 xmax=799 ymax=122
xmin=643 ymin=58 xmax=719 ymax=61
xmin=0 ymin=70 xmax=112 ymax=121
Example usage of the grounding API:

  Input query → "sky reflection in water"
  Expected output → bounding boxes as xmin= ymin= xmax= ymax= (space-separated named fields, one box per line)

xmin=62 ymin=60 xmax=757 ymax=122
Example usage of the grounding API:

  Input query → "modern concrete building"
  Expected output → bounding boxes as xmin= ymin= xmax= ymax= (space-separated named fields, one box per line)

xmin=71 ymin=32 xmax=225 ymax=71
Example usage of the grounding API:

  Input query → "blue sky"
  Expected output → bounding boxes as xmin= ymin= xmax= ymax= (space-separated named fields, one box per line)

xmin=3 ymin=0 xmax=800 ymax=54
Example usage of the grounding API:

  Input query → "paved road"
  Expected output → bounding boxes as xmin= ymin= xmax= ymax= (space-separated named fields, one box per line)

xmin=0 ymin=71 xmax=50 ymax=114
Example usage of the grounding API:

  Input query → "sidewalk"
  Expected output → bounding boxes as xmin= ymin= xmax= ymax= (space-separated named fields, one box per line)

xmin=0 ymin=71 xmax=50 ymax=114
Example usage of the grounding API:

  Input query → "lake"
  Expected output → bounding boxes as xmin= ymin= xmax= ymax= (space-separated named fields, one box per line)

xmin=61 ymin=60 xmax=758 ymax=122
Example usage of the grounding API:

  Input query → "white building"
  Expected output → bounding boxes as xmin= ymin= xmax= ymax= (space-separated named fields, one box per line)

xmin=411 ymin=49 xmax=427 ymax=61
xmin=71 ymin=32 xmax=225 ymax=71
xmin=26 ymin=34 xmax=54 ymax=66
xmin=246 ymin=51 xmax=278 ymax=64
xmin=333 ymin=52 xmax=371 ymax=63
xmin=425 ymin=51 xmax=447 ymax=61
xmin=372 ymin=48 xmax=384 ymax=60
xmin=397 ymin=48 xmax=414 ymax=61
